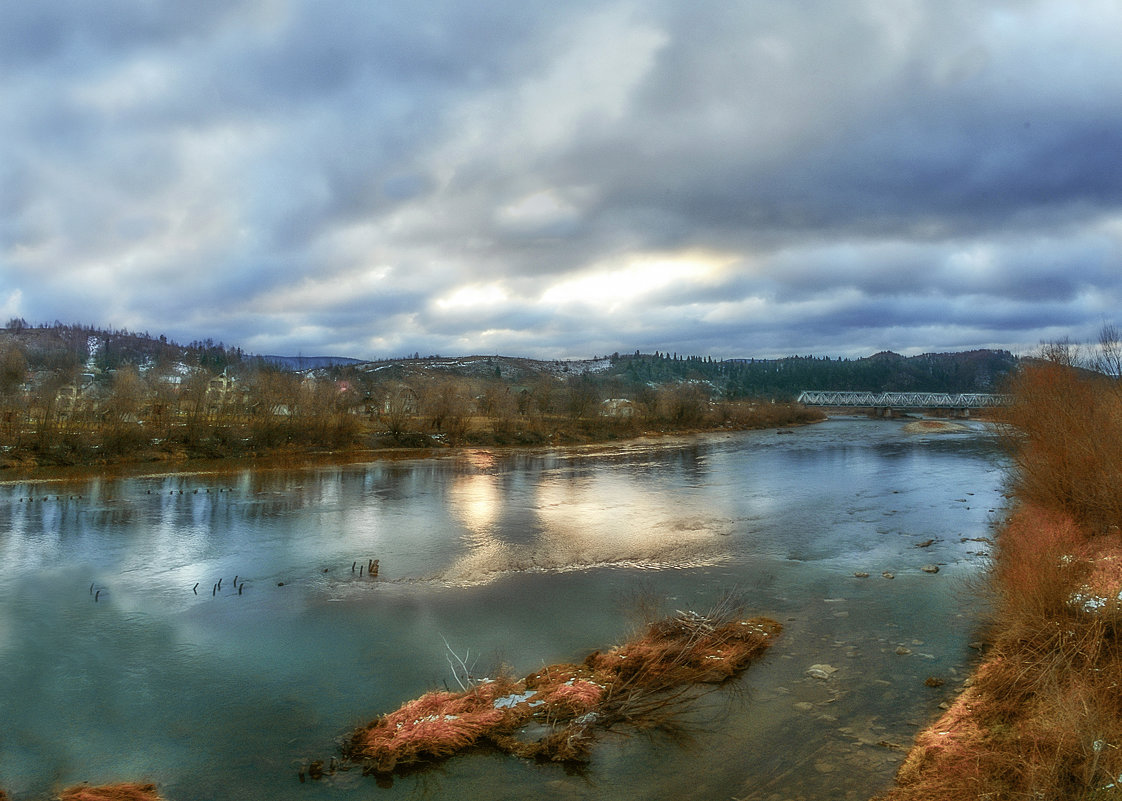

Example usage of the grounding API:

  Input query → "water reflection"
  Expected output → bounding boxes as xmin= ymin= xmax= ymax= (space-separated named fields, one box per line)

xmin=0 ymin=419 xmax=1007 ymax=801
xmin=436 ymin=450 xmax=735 ymax=585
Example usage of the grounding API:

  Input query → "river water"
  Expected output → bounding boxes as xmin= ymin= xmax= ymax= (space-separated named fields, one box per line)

xmin=0 ymin=418 xmax=1007 ymax=801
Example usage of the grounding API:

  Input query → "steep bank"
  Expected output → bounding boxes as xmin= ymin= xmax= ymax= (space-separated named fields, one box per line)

xmin=874 ymin=363 xmax=1122 ymax=800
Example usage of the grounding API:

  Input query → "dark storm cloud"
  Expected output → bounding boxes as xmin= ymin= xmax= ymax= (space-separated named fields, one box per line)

xmin=2 ymin=0 xmax=1121 ymax=359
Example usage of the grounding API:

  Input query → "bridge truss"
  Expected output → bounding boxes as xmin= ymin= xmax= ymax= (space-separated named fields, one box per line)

xmin=796 ymin=390 xmax=1009 ymax=409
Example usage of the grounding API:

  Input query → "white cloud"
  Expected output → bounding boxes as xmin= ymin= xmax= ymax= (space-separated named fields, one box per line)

xmin=540 ymin=251 xmax=732 ymax=311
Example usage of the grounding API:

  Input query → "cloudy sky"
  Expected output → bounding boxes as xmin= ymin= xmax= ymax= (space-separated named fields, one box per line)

xmin=2 ymin=1 xmax=1121 ymax=360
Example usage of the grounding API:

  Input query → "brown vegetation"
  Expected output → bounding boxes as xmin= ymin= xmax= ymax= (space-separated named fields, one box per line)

xmin=877 ymin=356 xmax=1122 ymax=800
xmin=343 ymin=604 xmax=781 ymax=776
xmin=0 ymin=326 xmax=829 ymax=470
xmin=1000 ymin=360 xmax=1122 ymax=532
xmin=58 ymin=784 xmax=162 ymax=801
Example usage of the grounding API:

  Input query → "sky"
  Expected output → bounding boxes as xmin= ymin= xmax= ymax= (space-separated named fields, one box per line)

xmin=2 ymin=0 xmax=1121 ymax=361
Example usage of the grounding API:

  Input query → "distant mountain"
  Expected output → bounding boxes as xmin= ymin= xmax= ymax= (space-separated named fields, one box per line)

xmin=260 ymin=355 xmax=365 ymax=370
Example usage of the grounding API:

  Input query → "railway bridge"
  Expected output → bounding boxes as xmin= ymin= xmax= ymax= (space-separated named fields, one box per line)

xmin=796 ymin=390 xmax=1009 ymax=417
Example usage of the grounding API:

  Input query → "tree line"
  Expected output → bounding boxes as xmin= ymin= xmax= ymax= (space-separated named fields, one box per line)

xmin=0 ymin=323 xmax=825 ymax=467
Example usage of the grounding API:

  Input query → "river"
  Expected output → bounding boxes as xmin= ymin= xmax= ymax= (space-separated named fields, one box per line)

xmin=0 ymin=417 xmax=1007 ymax=800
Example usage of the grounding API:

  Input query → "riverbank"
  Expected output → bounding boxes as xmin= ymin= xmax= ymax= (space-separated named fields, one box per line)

xmin=0 ymin=402 xmax=825 ymax=478
xmin=874 ymin=362 xmax=1122 ymax=800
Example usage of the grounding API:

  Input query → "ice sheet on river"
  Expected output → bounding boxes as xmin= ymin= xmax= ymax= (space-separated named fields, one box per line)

xmin=432 ymin=517 xmax=734 ymax=586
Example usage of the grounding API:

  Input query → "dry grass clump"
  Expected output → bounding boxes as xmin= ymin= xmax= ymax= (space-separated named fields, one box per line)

xmin=991 ymin=504 xmax=1094 ymax=621
xmin=586 ymin=611 xmax=781 ymax=690
xmin=348 ymin=677 xmax=525 ymax=773
xmin=881 ymin=636 xmax=1122 ymax=800
xmin=58 ymin=784 xmax=163 ymax=801
xmin=343 ymin=604 xmax=780 ymax=777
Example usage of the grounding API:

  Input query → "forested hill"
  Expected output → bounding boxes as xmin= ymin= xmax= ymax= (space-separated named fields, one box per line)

xmin=608 ymin=349 xmax=1018 ymax=397
xmin=0 ymin=320 xmax=1018 ymax=400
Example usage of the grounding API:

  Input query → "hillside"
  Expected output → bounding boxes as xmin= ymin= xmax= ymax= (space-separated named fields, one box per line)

xmin=319 ymin=349 xmax=1019 ymax=399
xmin=0 ymin=322 xmax=1021 ymax=404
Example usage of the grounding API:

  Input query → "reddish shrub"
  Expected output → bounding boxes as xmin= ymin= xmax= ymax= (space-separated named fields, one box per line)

xmin=991 ymin=504 xmax=1091 ymax=621
xmin=1000 ymin=363 xmax=1122 ymax=532
xmin=348 ymin=679 xmax=524 ymax=773
xmin=58 ymin=784 xmax=162 ymax=801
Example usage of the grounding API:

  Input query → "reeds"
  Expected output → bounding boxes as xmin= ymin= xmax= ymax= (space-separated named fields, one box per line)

xmin=343 ymin=601 xmax=781 ymax=777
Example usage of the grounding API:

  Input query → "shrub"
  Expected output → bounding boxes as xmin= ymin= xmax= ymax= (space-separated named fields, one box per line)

xmin=999 ymin=363 xmax=1122 ymax=532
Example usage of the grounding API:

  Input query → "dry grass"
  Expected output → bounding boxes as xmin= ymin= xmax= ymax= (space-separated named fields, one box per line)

xmin=343 ymin=602 xmax=781 ymax=777
xmin=991 ymin=505 xmax=1093 ymax=621
xmin=879 ymin=526 xmax=1122 ymax=798
xmin=998 ymin=363 xmax=1122 ymax=533
xmin=348 ymin=677 xmax=525 ymax=773
xmin=58 ymin=784 xmax=163 ymax=801
xmin=877 ymin=363 xmax=1122 ymax=801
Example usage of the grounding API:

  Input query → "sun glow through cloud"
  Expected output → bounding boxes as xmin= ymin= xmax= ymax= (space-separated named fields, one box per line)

xmin=540 ymin=252 xmax=734 ymax=311
xmin=435 ymin=283 xmax=510 ymax=311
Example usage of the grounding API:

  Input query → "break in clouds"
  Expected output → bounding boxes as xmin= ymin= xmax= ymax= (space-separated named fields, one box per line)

xmin=2 ymin=0 xmax=1121 ymax=359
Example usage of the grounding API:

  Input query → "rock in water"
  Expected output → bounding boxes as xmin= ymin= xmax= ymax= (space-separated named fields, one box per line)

xmin=806 ymin=664 xmax=838 ymax=680
xmin=921 ymin=564 xmax=940 ymax=574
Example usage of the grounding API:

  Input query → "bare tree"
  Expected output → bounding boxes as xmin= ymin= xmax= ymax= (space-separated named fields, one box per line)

xmin=381 ymin=383 xmax=418 ymax=441
xmin=1093 ymin=323 xmax=1122 ymax=380
xmin=656 ymin=383 xmax=710 ymax=426
xmin=106 ymin=364 xmax=146 ymax=425
xmin=421 ymin=377 xmax=473 ymax=443
xmin=1037 ymin=337 xmax=1083 ymax=368
xmin=485 ymin=384 xmax=519 ymax=438
xmin=562 ymin=376 xmax=600 ymax=420
xmin=0 ymin=345 xmax=27 ymax=444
